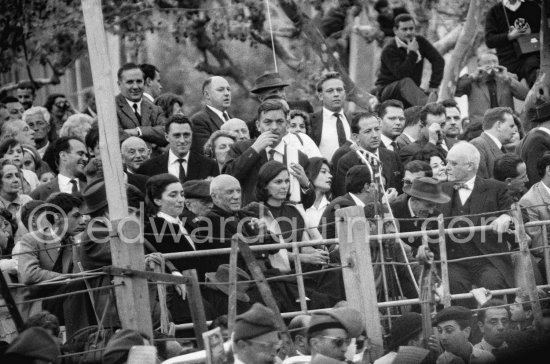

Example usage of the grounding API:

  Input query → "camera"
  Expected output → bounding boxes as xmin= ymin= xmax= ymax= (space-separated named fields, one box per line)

xmin=514 ymin=18 xmax=528 ymax=31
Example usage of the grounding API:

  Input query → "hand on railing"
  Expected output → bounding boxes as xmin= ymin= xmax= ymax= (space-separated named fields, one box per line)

xmin=490 ymin=214 xmax=513 ymax=234
xmin=470 ymin=287 xmax=491 ymax=307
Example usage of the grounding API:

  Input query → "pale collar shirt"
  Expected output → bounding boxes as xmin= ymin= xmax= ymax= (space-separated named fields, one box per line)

xmin=265 ymin=140 xmax=286 ymax=163
xmin=143 ymin=92 xmax=154 ymax=103
xmin=457 ymin=175 xmax=476 ymax=205
xmin=395 ymin=36 xmax=421 ymax=63
xmin=37 ymin=141 xmax=49 ymax=158
xmin=0 ymin=194 xmax=32 ymax=218
xmin=436 ymin=344 xmax=495 ymax=364
xmin=380 ymin=134 xmax=395 ymax=151
xmin=373 ymin=351 xmax=397 ymax=364
xmin=157 ymin=211 xmax=196 ymax=250
xmin=58 ymin=174 xmax=80 ymax=194
xmin=125 ymin=98 xmax=142 ymax=115
xmin=541 ymin=179 xmax=550 ymax=197
xmin=402 ymin=132 xmax=416 ymax=143
xmin=319 ymin=107 xmax=350 ymax=161
xmin=473 ymin=338 xmax=507 ymax=354
xmin=349 ymin=193 xmax=366 ymax=207
xmin=503 ymin=0 xmax=524 ymax=12
xmin=305 ymin=195 xmax=330 ymax=228
xmin=206 ymin=104 xmax=228 ymax=122
xmin=283 ymin=132 xmax=322 ymax=158
xmin=485 ymin=132 xmax=502 ymax=150
xmin=168 ymin=149 xmax=188 ymax=178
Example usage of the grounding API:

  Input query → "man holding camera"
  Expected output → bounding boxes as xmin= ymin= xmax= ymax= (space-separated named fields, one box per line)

xmin=456 ymin=53 xmax=528 ymax=125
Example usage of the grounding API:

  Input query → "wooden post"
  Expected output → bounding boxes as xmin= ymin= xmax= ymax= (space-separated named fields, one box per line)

xmin=0 ymin=271 xmax=23 ymax=332
xmin=437 ymin=215 xmax=451 ymax=307
xmin=182 ymin=269 xmax=208 ymax=349
xmin=542 ymin=224 xmax=550 ymax=285
xmin=511 ymin=203 xmax=543 ymax=328
xmin=81 ymin=0 xmax=152 ymax=336
xmin=336 ymin=206 xmax=383 ymax=360
xmin=292 ymin=241 xmax=308 ymax=313
xmin=235 ymin=237 xmax=295 ymax=355
xmin=227 ymin=236 xmax=239 ymax=335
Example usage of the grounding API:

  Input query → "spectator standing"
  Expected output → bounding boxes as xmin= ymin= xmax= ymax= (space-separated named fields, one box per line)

xmin=140 ymin=63 xmax=163 ymax=102
xmin=22 ymin=107 xmax=51 ymax=157
xmin=518 ymin=102 xmax=550 ymax=188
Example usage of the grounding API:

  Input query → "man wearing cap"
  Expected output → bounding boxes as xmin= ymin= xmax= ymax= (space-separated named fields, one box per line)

xmin=283 ymin=314 xmax=312 ymax=363
xmin=390 ymin=177 xmax=449 ymax=256
xmin=181 ymin=179 xmax=214 ymax=228
xmin=518 ymin=101 xmax=550 ymax=188
xmin=232 ymin=303 xmax=281 ymax=364
xmin=374 ymin=312 xmax=426 ymax=364
xmin=433 ymin=306 xmax=495 ymax=364
xmin=191 ymin=76 xmax=233 ymax=154
xmin=307 ymin=307 xmax=364 ymax=363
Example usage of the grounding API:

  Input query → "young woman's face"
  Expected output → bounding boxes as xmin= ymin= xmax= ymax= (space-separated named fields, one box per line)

xmin=4 ymin=144 xmax=23 ymax=168
xmin=430 ymin=156 xmax=447 ymax=181
xmin=289 ymin=116 xmax=306 ymax=134
xmin=313 ymin=163 xmax=332 ymax=192
xmin=266 ymin=170 xmax=290 ymax=201
xmin=155 ymin=182 xmax=185 ymax=218
xmin=1 ymin=165 xmax=21 ymax=194
xmin=22 ymin=151 xmax=36 ymax=172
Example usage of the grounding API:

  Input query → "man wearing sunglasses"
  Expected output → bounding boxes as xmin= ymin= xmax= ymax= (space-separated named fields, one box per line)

xmin=232 ymin=303 xmax=281 ymax=364
xmin=307 ymin=307 xmax=364 ymax=363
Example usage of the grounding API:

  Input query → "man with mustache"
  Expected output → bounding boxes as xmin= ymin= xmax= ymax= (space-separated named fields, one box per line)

xmin=191 ymin=76 xmax=233 ymax=154
xmin=136 ymin=114 xmax=218 ymax=183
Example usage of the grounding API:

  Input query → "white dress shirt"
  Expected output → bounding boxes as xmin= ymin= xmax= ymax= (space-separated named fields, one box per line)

xmin=157 ymin=211 xmax=196 ymax=250
xmin=265 ymin=141 xmax=286 ymax=163
xmin=125 ymin=98 xmax=142 ymax=115
xmin=283 ymin=132 xmax=322 ymax=158
xmin=167 ymin=149 xmax=188 ymax=178
xmin=57 ymin=174 xmax=80 ymax=194
xmin=319 ymin=107 xmax=350 ymax=160
xmin=143 ymin=92 xmax=154 ymax=103
xmin=457 ymin=175 xmax=476 ymax=205
xmin=402 ymin=132 xmax=416 ymax=143
xmin=380 ymin=134 xmax=395 ymax=151
xmin=206 ymin=105 xmax=228 ymax=122
xmin=305 ymin=195 xmax=330 ymax=228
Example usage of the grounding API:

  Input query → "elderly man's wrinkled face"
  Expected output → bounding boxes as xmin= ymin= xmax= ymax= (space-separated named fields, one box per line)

xmin=446 ymin=149 xmax=472 ymax=182
xmin=122 ymin=139 xmax=150 ymax=172
xmin=212 ymin=178 xmax=242 ymax=212
xmin=478 ymin=308 xmax=509 ymax=348
xmin=25 ymin=113 xmax=50 ymax=141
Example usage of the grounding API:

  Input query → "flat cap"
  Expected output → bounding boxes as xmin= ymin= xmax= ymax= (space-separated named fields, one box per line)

xmin=433 ymin=306 xmax=472 ymax=326
xmin=182 ymin=179 xmax=212 ymax=200
xmin=307 ymin=307 xmax=364 ymax=338
xmin=389 ymin=312 xmax=422 ymax=350
xmin=233 ymin=303 xmax=279 ymax=341
xmin=102 ymin=329 xmax=147 ymax=364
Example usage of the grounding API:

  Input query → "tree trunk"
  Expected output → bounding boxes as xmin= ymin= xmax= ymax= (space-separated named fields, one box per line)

xmin=438 ymin=0 xmax=483 ymax=100
xmin=278 ymin=0 xmax=376 ymax=110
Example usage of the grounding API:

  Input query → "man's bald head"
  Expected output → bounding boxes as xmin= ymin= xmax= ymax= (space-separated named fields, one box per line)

xmin=121 ymin=136 xmax=150 ymax=172
xmin=203 ymin=76 xmax=231 ymax=111
xmin=221 ymin=118 xmax=250 ymax=141
xmin=210 ymin=174 xmax=242 ymax=212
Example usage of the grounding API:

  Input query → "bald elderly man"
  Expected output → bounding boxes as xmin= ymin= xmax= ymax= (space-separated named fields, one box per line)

xmin=121 ymin=136 xmax=151 ymax=174
xmin=221 ymin=118 xmax=250 ymax=141
xmin=191 ymin=76 xmax=233 ymax=153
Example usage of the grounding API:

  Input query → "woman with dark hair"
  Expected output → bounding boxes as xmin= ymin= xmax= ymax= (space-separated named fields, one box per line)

xmin=0 ymin=208 xmax=18 ymax=276
xmin=304 ymin=157 xmax=332 ymax=230
xmin=144 ymin=173 xmax=201 ymax=323
xmin=0 ymin=138 xmax=39 ymax=193
xmin=155 ymin=93 xmax=184 ymax=118
xmin=0 ymin=159 xmax=32 ymax=221
xmin=412 ymin=148 xmax=447 ymax=182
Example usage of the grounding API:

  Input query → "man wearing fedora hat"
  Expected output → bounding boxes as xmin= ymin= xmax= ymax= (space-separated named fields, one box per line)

xmin=307 ymin=307 xmax=364 ymax=363
xmin=181 ymin=179 xmax=214 ymax=226
xmin=231 ymin=303 xmax=281 ymax=364
xmin=191 ymin=76 xmax=233 ymax=154
xmin=202 ymin=264 xmax=252 ymax=318
xmin=390 ymin=177 xmax=449 ymax=256
xmin=519 ymin=101 xmax=550 ymax=188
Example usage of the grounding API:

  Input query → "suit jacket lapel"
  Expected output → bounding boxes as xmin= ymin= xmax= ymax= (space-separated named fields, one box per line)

xmin=311 ymin=111 xmax=323 ymax=146
xmin=141 ymin=101 xmax=151 ymax=126
xmin=206 ymin=106 xmax=225 ymax=130
xmin=118 ymin=97 xmax=139 ymax=127
xmin=482 ymin=132 xmax=501 ymax=158
xmin=468 ymin=177 xmax=489 ymax=223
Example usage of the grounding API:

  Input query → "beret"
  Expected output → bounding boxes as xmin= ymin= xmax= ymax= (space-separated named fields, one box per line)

xmin=389 ymin=312 xmax=422 ymax=350
xmin=307 ymin=307 xmax=364 ymax=338
xmin=233 ymin=303 xmax=279 ymax=341
xmin=433 ymin=306 xmax=472 ymax=326
xmin=6 ymin=327 xmax=60 ymax=361
xmin=182 ymin=179 xmax=212 ymax=200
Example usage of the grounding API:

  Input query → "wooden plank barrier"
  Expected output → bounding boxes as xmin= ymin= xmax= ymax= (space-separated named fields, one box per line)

xmin=336 ymin=206 xmax=384 ymax=360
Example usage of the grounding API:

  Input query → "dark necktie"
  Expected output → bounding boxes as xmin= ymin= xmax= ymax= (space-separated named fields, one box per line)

xmin=69 ymin=179 xmax=78 ymax=195
xmin=177 ymin=158 xmax=186 ymax=182
xmin=390 ymin=141 xmax=398 ymax=151
xmin=133 ymin=103 xmax=141 ymax=123
xmin=268 ymin=149 xmax=276 ymax=161
xmin=334 ymin=113 xmax=347 ymax=147
xmin=52 ymin=237 xmax=73 ymax=273
xmin=501 ymin=145 xmax=507 ymax=153
xmin=487 ymin=78 xmax=499 ymax=108
xmin=223 ymin=111 xmax=230 ymax=121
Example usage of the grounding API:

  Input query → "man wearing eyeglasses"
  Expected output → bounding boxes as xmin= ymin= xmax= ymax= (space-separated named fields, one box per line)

xmin=307 ymin=307 xmax=364 ymax=363
xmin=231 ymin=303 xmax=281 ymax=364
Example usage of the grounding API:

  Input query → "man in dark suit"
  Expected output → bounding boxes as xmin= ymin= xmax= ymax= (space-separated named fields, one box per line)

xmin=379 ymin=99 xmax=405 ymax=152
xmin=470 ymin=107 xmax=517 ymax=179
xmin=30 ymin=137 xmax=88 ymax=200
xmin=334 ymin=112 xmax=403 ymax=197
xmin=115 ymin=63 xmax=167 ymax=149
xmin=395 ymin=105 xmax=422 ymax=150
xmin=190 ymin=76 xmax=232 ymax=154
xmin=440 ymin=141 xmax=515 ymax=301
xmin=519 ymin=102 xmax=550 ymax=188
xmin=136 ymin=114 xmax=218 ymax=182
xmin=399 ymin=102 xmax=457 ymax=165
xmin=224 ymin=100 xmax=315 ymax=206
xmin=308 ymin=72 xmax=351 ymax=161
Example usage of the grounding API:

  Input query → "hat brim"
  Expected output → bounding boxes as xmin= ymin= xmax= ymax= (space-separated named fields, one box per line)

xmin=389 ymin=326 xmax=422 ymax=350
xmin=250 ymin=83 xmax=290 ymax=94
xmin=205 ymin=273 xmax=250 ymax=302
xmin=80 ymin=200 xmax=109 ymax=215
xmin=403 ymin=185 xmax=450 ymax=204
